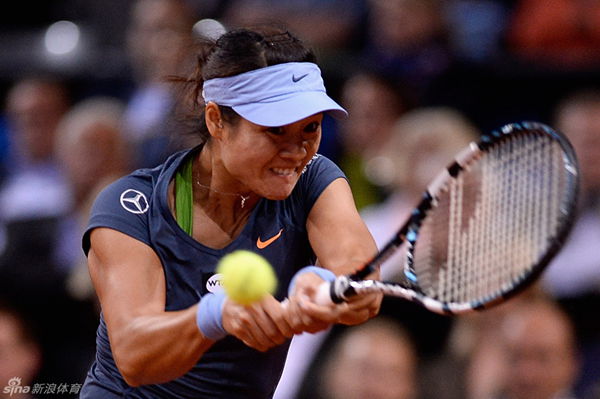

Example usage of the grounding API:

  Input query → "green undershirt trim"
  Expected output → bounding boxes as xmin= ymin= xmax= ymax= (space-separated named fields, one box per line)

xmin=175 ymin=156 xmax=194 ymax=235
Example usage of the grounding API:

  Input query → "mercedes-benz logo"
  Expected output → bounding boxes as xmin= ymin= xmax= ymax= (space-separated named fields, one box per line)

xmin=119 ymin=189 xmax=149 ymax=214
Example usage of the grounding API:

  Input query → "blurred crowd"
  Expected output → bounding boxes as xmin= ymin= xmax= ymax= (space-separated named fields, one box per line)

xmin=0 ymin=0 xmax=599 ymax=398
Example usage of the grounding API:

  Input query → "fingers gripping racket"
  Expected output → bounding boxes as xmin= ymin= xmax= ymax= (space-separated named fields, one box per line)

xmin=320 ymin=121 xmax=579 ymax=315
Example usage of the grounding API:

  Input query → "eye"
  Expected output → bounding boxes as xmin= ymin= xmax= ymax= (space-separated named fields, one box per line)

xmin=266 ymin=126 xmax=285 ymax=135
xmin=304 ymin=121 xmax=320 ymax=133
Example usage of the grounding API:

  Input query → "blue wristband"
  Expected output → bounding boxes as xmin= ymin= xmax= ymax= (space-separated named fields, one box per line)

xmin=196 ymin=292 xmax=227 ymax=340
xmin=288 ymin=265 xmax=336 ymax=296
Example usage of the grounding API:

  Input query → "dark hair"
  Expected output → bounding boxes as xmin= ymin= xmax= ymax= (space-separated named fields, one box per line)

xmin=174 ymin=25 xmax=317 ymax=146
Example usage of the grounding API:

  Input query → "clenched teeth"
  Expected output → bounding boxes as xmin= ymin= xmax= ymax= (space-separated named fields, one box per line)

xmin=272 ymin=168 xmax=295 ymax=176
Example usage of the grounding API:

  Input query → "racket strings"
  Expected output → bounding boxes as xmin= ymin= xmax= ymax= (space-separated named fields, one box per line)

xmin=413 ymin=133 xmax=569 ymax=304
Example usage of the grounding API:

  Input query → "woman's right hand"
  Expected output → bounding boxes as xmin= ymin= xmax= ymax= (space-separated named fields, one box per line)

xmin=283 ymin=270 xmax=339 ymax=334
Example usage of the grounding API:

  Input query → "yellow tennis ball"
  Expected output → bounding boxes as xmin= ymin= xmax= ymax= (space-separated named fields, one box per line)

xmin=216 ymin=250 xmax=277 ymax=305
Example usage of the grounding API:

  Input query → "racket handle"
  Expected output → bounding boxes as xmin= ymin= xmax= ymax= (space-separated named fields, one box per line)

xmin=316 ymin=275 xmax=355 ymax=304
xmin=281 ymin=284 xmax=333 ymax=308
xmin=315 ymin=282 xmax=334 ymax=305
xmin=287 ymin=267 xmax=353 ymax=306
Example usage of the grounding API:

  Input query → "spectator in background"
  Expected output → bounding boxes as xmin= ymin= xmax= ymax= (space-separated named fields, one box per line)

xmin=428 ymin=287 xmax=582 ymax=399
xmin=541 ymin=90 xmax=600 ymax=299
xmin=0 ymin=301 xmax=41 ymax=399
xmin=442 ymin=0 xmax=512 ymax=63
xmin=55 ymin=98 xmax=129 ymax=216
xmin=361 ymin=107 xmax=479 ymax=280
xmin=480 ymin=298 xmax=581 ymax=399
xmin=0 ymin=77 xmax=90 ymax=391
xmin=315 ymin=317 xmax=418 ymax=399
xmin=0 ymin=78 xmax=72 ymax=292
xmin=8 ymin=96 xmax=132 ymax=394
xmin=53 ymin=96 xmax=130 ymax=302
xmin=337 ymin=71 xmax=408 ymax=210
xmin=123 ymin=0 xmax=197 ymax=169
xmin=440 ymin=287 xmax=544 ymax=399
xmin=0 ymin=93 xmax=130 ymax=392
xmin=360 ymin=0 xmax=452 ymax=101
xmin=0 ymin=77 xmax=71 ymax=224
xmin=222 ymin=0 xmax=367 ymax=54
xmin=506 ymin=0 xmax=600 ymax=69
xmin=538 ymin=90 xmax=600 ymax=398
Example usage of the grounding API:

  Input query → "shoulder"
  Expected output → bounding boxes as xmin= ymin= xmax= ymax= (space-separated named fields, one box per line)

xmin=83 ymin=149 xmax=193 ymax=254
xmin=91 ymin=147 xmax=194 ymax=211
xmin=287 ymin=154 xmax=347 ymax=213
xmin=91 ymin=171 xmax=154 ymax=215
xmin=83 ymin=171 xmax=156 ymax=254
xmin=305 ymin=153 xmax=342 ymax=172
xmin=83 ymin=148 xmax=194 ymax=247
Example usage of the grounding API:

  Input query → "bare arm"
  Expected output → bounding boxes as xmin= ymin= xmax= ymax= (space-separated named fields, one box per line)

xmin=89 ymin=227 xmax=298 ymax=384
xmin=88 ymin=227 xmax=213 ymax=386
xmin=307 ymin=178 xmax=378 ymax=276
xmin=289 ymin=178 xmax=382 ymax=326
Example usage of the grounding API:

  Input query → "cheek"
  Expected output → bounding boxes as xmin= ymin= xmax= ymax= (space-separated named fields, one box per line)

xmin=223 ymin=135 xmax=273 ymax=175
xmin=310 ymin=135 xmax=322 ymax=154
xmin=299 ymin=134 xmax=322 ymax=164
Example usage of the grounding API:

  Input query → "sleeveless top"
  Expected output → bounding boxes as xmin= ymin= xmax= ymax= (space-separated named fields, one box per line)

xmin=79 ymin=147 xmax=345 ymax=398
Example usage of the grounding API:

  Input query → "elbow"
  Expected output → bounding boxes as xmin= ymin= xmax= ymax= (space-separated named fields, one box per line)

xmin=114 ymin=355 xmax=148 ymax=387
xmin=116 ymin=355 xmax=193 ymax=387
xmin=122 ymin=374 xmax=143 ymax=388
xmin=109 ymin=325 xmax=161 ymax=386
xmin=111 ymin=340 xmax=160 ymax=387
xmin=117 ymin=356 xmax=171 ymax=387
xmin=108 ymin=313 xmax=207 ymax=386
xmin=112 ymin=343 xmax=197 ymax=387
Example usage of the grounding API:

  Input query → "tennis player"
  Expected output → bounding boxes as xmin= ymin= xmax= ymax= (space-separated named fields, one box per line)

xmin=80 ymin=26 xmax=381 ymax=398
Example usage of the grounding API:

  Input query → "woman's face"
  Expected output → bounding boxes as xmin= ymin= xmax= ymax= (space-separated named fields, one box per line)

xmin=218 ymin=113 xmax=323 ymax=200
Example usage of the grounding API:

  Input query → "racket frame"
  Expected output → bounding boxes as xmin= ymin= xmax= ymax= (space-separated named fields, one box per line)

xmin=331 ymin=121 xmax=580 ymax=314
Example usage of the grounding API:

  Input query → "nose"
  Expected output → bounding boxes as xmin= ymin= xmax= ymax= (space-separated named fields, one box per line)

xmin=279 ymin=139 xmax=308 ymax=160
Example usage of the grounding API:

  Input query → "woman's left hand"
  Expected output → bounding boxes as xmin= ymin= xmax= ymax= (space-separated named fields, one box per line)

xmin=222 ymin=294 xmax=295 ymax=352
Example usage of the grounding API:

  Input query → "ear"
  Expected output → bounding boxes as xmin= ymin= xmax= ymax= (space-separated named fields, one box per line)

xmin=205 ymin=102 xmax=225 ymax=138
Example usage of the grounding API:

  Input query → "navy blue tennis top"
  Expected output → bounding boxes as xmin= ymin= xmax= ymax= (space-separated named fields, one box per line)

xmin=79 ymin=147 xmax=345 ymax=398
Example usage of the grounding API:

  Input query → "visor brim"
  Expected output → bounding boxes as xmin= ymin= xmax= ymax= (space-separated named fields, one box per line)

xmin=232 ymin=91 xmax=347 ymax=127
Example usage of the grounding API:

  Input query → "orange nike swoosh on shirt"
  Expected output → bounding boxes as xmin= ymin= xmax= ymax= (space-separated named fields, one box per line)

xmin=256 ymin=229 xmax=284 ymax=249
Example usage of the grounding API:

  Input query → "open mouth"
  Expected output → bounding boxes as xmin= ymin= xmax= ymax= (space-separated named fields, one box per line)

xmin=271 ymin=167 xmax=297 ymax=177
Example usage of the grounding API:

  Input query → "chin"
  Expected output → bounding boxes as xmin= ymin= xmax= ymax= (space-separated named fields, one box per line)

xmin=264 ymin=191 xmax=294 ymax=201
xmin=258 ymin=176 xmax=299 ymax=200
xmin=261 ymin=184 xmax=297 ymax=201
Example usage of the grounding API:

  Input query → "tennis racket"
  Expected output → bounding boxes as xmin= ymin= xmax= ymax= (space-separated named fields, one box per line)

xmin=318 ymin=121 xmax=579 ymax=315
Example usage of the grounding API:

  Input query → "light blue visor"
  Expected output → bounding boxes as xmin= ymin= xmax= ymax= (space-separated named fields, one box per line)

xmin=202 ymin=62 xmax=347 ymax=127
